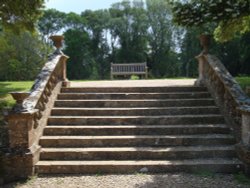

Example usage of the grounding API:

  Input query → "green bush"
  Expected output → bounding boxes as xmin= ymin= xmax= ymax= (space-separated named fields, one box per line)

xmin=130 ymin=75 xmax=140 ymax=80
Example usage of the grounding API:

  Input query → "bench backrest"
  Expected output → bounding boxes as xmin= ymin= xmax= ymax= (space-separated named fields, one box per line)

xmin=111 ymin=63 xmax=147 ymax=73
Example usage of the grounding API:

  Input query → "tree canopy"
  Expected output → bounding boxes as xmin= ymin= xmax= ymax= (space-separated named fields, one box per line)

xmin=171 ymin=0 xmax=250 ymax=42
xmin=0 ymin=0 xmax=250 ymax=82
xmin=0 ymin=0 xmax=45 ymax=32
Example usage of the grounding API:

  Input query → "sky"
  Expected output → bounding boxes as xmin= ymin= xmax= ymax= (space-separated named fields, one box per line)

xmin=45 ymin=0 xmax=123 ymax=13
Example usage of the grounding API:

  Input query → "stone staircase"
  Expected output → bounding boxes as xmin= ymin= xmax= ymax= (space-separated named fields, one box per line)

xmin=35 ymin=85 xmax=242 ymax=174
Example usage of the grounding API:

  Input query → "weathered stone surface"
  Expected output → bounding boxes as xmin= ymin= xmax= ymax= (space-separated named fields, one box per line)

xmin=57 ymin=92 xmax=211 ymax=100
xmin=54 ymin=99 xmax=215 ymax=108
xmin=196 ymin=54 xmax=250 ymax=142
xmin=7 ymin=110 xmax=38 ymax=148
xmin=36 ymin=159 xmax=242 ymax=174
xmin=61 ymin=86 xmax=207 ymax=93
xmin=44 ymin=124 xmax=230 ymax=136
xmin=239 ymin=106 xmax=250 ymax=145
xmin=195 ymin=53 xmax=250 ymax=175
xmin=205 ymin=55 xmax=250 ymax=106
xmin=40 ymin=146 xmax=236 ymax=160
xmin=2 ymin=50 xmax=69 ymax=183
xmin=34 ymin=84 xmax=242 ymax=174
xmin=0 ymin=125 xmax=8 ymax=147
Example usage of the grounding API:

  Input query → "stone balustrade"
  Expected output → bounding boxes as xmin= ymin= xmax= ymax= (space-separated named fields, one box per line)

xmin=1 ymin=35 xmax=69 ymax=182
xmin=196 ymin=50 xmax=250 ymax=174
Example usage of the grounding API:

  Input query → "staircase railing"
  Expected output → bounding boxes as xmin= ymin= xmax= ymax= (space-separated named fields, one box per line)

xmin=2 ymin=35 xmax=69 ymax=182
xmin=196 ymin=36 xmax=250 ymax=173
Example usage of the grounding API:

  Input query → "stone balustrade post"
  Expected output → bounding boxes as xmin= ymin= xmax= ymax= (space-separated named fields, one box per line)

xmin=50 ymin=35 xmax=70 ymax=87
xmin=195 ymin=54 xmax=206 ymax=86
xmin=61 ymin=55 xmax=70 ymax=87
xmin=7 ymin=110 xmax=38 ymax=149
xmin=3 ymin=93 xmax=41 ymax=181
xmin=239 ymin=106 xmax=250 ymax=146
xmin=236 ymin=106 xmax=250 ymax=174
xmin=195 ymin=34 xmax=211 ymax=86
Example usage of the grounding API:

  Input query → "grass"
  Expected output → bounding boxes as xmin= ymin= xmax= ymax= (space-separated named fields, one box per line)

xmin=192 ymin=169 xmax=215 ymax=178
xmin=235 ymin=76 xmax=250 ymax=90
xmin=234 ymin=172 xmax=250 ymax=185
xmin=0 ymin=81 xmax=33 ymax=123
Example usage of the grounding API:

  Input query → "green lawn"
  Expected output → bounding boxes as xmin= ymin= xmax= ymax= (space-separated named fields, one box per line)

xmin=235 ymin=77 xmax=250 ymax=90
xmin=0 ymin=81 xmax=33 ymax=123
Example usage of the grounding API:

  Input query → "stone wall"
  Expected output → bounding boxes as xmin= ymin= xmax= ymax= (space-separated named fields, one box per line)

xmin=196 ymin=54 xmax=250 ymax=174
xmin=0 ymin=124 xmax=8 ymax=185
xmin=0 ymin=125 xmax=8 ymax=148
xmin=196 ymin=54 xmax=250 ymax=141
xmin=1 ymin=49 xmax=69 ymax=184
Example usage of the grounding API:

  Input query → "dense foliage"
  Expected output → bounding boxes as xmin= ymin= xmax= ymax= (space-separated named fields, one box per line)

xmin=37 ymin=0 xmax=182 ymax=79
xmin=0 ymin=0 xmax=250 ymax=81
xmin=0 ymin=31 xmax=47 ymax=81
xmin=0 ymin=0 xmax=45 ymax=32
xmin=171 ymin=0 xmax=250 ymax=42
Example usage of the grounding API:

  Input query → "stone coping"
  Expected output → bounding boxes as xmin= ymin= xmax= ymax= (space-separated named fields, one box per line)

xmin=239 ymin=105 xmax=250 ymax=115
xmin=205 ymin=55 xmax=250 ymax=107
xmin=22 ymin=54 xmax=62 ymax=111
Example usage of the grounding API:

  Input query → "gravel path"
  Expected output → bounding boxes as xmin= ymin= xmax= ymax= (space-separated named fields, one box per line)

xmin=71 ymin=79 xmax=196 ymax=87
xmin=3 ymin=173 xmax=250 ymax=188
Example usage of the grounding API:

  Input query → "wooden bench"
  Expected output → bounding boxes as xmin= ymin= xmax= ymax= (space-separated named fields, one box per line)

xmin=111 ymin=62 xmax=148 ymax=79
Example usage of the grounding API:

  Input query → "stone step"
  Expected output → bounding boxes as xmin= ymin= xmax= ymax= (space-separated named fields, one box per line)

xmin=61 ymin=86 xmax=208 ymax=93
xmin=51 ymin=106 xmax=220 ymax=116
xmin=40 ymin=146 xmax=236 ymax=161
xmin=57 ymin=92 xmax=211 ymax=100
xmin=54 ymin=99 xmax=215 ymax=108
xmin=35 ymin=159 xmax=242 ymax=174
xmin=44 ymin=124 xmax=230 ymax=136
xmin=47 ymin=115 xmax=225 ymax=125
xmin=39 ymin=134 xmax=235 ymax=147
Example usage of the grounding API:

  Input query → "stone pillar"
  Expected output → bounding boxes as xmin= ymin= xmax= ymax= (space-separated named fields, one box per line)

xmin=61 ymin=55 xmax=70 ymax=87
xmin=239 ymin=106 xmax=250 ymax=145
xmin=49 ymin=35 xmax=70 ymax=87
xmin=2 ymin=94 xmax=41 ymax=182
xmin=236 ymin=105 xmax=250 ymax=175
xmin=195 ymin=54 xmax=206 ymax=86
xmin=7 ymin=110 xmax=38 ymax=148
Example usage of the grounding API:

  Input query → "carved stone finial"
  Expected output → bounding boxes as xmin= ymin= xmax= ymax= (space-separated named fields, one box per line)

xmin=49 ymin=35 xmax=64 ymax=55
xmin=199 ymin=34 xmax=210 ymax=54
xmin=10 ymin=92 xmax=30 ymax=112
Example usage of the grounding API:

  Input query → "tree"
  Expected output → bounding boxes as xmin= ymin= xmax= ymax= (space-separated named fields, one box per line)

xmin=64 ymin=29 xmax=92 ymax=80
xmin=38 ymin=9 xmax=66 ymax=43
xmin=146 ymin=0 xmax=180 ymax=77
xmin=109 ymin=0 xmax=148 ymax=63
xmin=171 ymin=0 xmax=250 ymax=42
xmin=0 ymin=0 xmax=45 ymax=32
xmin=81 ymin=9 xmax=111 ymax=79
xmin=0 ymin=31 xmax=47 ymax=80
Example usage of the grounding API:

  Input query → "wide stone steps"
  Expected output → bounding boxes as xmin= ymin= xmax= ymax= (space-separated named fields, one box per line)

xmin=47 ymin=115 xmax=224 ymax=125
xmin=35 ymin=85 xmax=242 ymax=174
xmin=61 ymin=86 xmax=208 ymax=93
xmin=39 ymin=134 xmax=235 ymax=148
xmin=57 ymin=92 xmax=211 ymax=100
xmin=51 ymin=106 xmax=220 ymax=116
xmin=35 ymin=159 xmax=242 ymax=174
xmin=40 ymin=146 xmax=236 ymax=160
xmin=54 ymin=99 xmax=215 ymax=108
xmin=44 ymin=124 xmax=230 ymax=136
